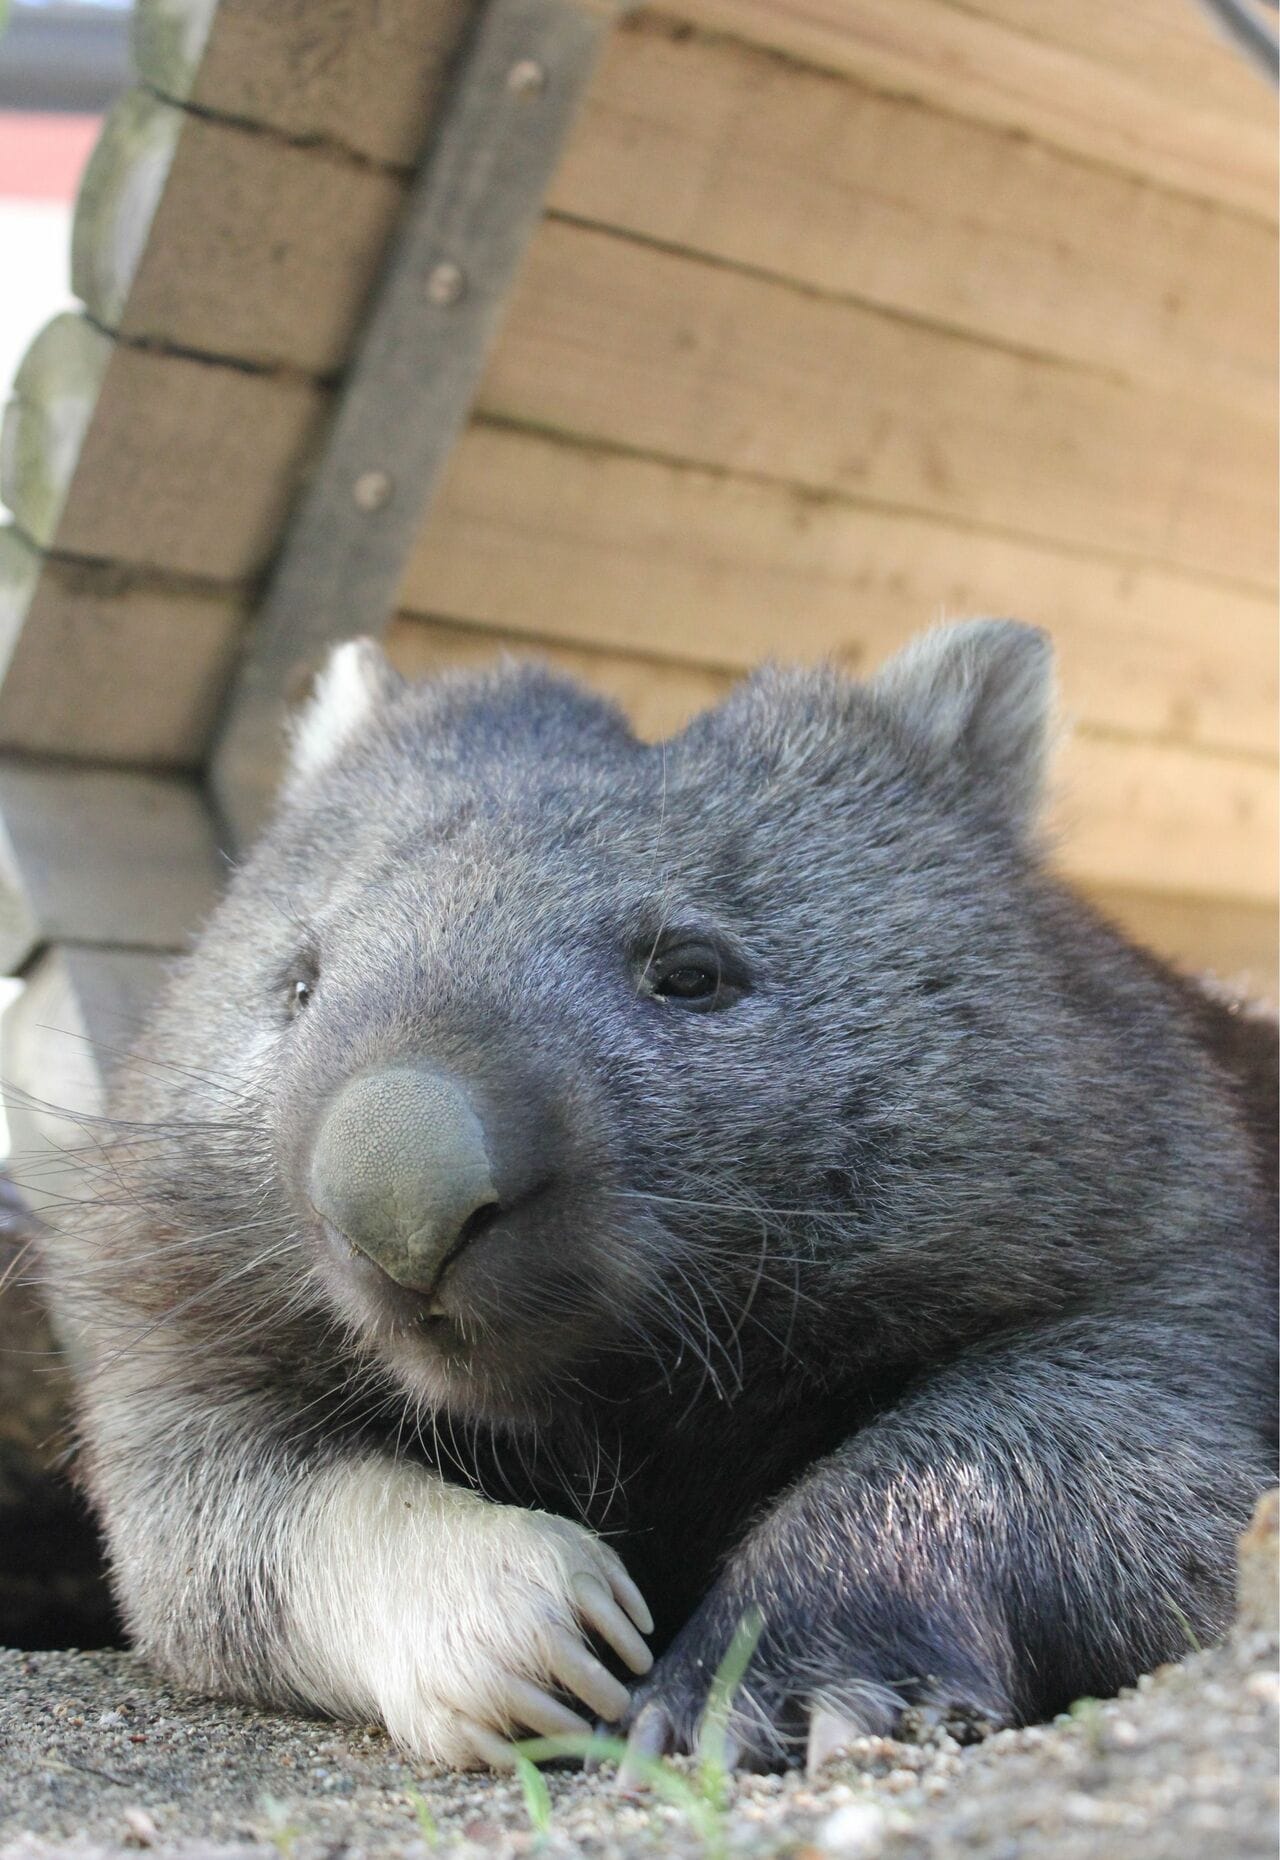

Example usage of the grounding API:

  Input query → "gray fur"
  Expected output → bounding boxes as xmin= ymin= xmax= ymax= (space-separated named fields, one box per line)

xmin=41 ymin=620 xmax=1277 ymax=1767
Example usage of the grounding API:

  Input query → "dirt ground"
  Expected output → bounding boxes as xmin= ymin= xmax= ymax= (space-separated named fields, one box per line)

xmin=0 ymin=1553 xmax=1275 ymax=1860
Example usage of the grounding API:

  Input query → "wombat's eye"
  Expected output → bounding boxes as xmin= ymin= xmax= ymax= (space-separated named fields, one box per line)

xmin=284 ymin=951 xmax=319 ymax=1020
xmin=640 ymin=940 xmax=748 ymax=1013
xmin=654 ymin=964 xmax=718 ymax=1002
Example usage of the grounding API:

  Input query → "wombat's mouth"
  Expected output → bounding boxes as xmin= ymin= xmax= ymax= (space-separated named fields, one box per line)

xmin=312 ymin=1200 xmax=616 ymax=1423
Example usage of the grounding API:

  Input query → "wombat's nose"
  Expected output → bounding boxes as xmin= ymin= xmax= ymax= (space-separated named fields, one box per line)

xmin=309 ymin=1066 xmax=499 ymax=1292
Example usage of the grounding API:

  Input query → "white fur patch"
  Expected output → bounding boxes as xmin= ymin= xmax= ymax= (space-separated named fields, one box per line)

xmin=83 ymin=1350 xmax=640 ymax=1770
xmin=288 ymin=640 xmax=389 ymax=784
xmin=280 ymin=1458 xmax=617 ymax=1767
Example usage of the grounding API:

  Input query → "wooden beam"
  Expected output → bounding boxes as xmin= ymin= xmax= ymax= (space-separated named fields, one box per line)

xmin=72 ymin=90 xmax=407 ymax=377
xmin=476 ymin=221 xmax=1276 ymax=589
xmin=210 ymin=0 xmax=640 ymax=848
xmin=2 ymin=943 xmax=174 ymax=1224
xmin=0 ymin=763 xmax=222 ymax=975
xmin=0 ymin=313 xmax=326 ymax=581
xmin=0 ymin=528 xmax=246 ymax=767
xmin=660 ymin=0 xmax=1277 ymax=219
xmin=133 ymin=0 xmax=477 ymax=169
xmin=557 ymin=16 xmax=1275 ymax=407
xmin=400 ymin=422 xmax=1279 ymax=759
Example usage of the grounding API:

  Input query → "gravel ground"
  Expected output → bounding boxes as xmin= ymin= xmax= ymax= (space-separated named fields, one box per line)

xmin=1 ymin=1499 xmax=1275 ymax=1860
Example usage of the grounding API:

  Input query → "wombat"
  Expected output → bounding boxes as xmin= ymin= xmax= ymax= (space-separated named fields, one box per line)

xmin=46 ymin=620 xmax=1277 ymax=1772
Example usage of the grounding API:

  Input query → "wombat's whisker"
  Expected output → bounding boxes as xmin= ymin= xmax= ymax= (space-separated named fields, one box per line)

xmin=619 ymin=1187 xmax=854 ymax=1228
xmin=0 ymin=1236 xmax=39 ymax=1298
xmin=94 ymin=1238 xmax=302 ymax=1372
xmin=67 ymin=1220 xmax=280 ymax=1279
xmin=20 ymin=1028 xmax=254 ymax=1103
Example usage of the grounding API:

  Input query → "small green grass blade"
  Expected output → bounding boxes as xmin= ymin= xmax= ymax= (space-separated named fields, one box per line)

xmin=404 ymin=1786 xmax=440 ymax=1846
xmin=697 ymin=1606 xmax=765 ymax=1810
xmin=513 ymin=1749 xmax=555 ymax=1840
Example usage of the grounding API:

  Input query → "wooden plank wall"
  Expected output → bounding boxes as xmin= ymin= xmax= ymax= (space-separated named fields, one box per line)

xmin=391 ymin=5 xmax=1279 ymax=996
xmin=0 ymin=0 xmax=478 ymax=773
xmin=0 ymin=0 xmax=478 ymax=1006
xmin=0 ymin=0 xmax=1273 ymax=995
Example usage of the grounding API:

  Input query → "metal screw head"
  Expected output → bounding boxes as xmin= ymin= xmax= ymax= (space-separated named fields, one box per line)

xmin=426 ymin=261 xmax=466 ymax=306
xmin=507 ymin=58 xmax=546 ymax=95
xmin=352 ymin=469 xmax=393 ymax=512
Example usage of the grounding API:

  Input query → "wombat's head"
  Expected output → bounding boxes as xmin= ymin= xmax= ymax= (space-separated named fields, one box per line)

xmin=165 ymin=621 xmax=1064 ymax=1426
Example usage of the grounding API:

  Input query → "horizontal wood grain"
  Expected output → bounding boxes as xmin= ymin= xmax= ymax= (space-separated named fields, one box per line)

xmin=0 ymin=529 xmax=246 ymax=767
xmin=477 ymin=220 xmax=1275 ymax=587
xmin=948 ymin=0 xmax=1274 ymax=124
xmin=0 ymin=763 xmax=222 ymax=975
xmin=72 ymin=90 xmax=406 ymax=376
xmin=133 ymin=0 xmax=475 ymax=168
xmin=0 ymin=315 xmax=326 ymax=581
xmin=1091 ymin=885 xmax=1277 ymax=1003
xmin=659 ymin=0 xmax=1277 ymax=219
xmin=400 ymin=422 xmax=1279 ymax=758
xmin=560 ymin=17 xmax=1275 ymax=404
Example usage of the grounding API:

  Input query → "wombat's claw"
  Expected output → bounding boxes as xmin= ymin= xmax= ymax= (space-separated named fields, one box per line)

xmin=617 ymin=1701 xmax=675 ymax=1794
xmin=454 ymin=1679 xmax=592 ymax=1771
xmin=457 ymin=1718 xmax=525 ymax=1770
xmin=572 ymin=1571 xmax=653 ymax=1675
xmin=507 ymin=1673 xmax=595 ymax=1740
xmin=546 ymin=1627 xmax=631 ymax=1723
xmin=806 ymin=1706 xmax=869 ymax=1776
xmin=593 ymin=1546 xmax=654 ymax=1637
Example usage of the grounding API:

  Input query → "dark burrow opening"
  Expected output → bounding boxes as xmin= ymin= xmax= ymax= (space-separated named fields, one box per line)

xmin=1 ymin=1191 xmax=121 ymax=1653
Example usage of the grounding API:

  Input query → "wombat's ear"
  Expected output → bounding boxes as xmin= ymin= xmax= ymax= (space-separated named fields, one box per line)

xmin=286 ymin=638 xmax=404 ymax=786
xmin=870 ymin=619 xmax=1054 ymax=831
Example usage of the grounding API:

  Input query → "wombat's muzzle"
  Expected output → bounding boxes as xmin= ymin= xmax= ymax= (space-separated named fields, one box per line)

xmin=308 ymin=1066 xmax=500 ymax=1293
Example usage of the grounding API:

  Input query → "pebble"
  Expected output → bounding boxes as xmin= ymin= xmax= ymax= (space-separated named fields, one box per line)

xmin=120 ymin=1807 xmax=160 ymax=1846
xmin=813 ymin=1800 xmax=889 ymax=1856
xmin=882 ymin=1766 xmax=918 ymax=1793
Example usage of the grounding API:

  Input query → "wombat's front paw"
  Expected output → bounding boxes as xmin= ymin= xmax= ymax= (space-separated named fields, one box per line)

xmin=288 ymin=1463 xmax=652 ymax=1768
xmin=620 ymin=1592 xmax=1011 ymax=1778
xmin=411 ymin=1505 xmax=654 ymax=1770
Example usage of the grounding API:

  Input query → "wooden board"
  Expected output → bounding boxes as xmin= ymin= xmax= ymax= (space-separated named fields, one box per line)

xmin=0 ymin=764 xmax=223 ymax=975
xmin=1053 ymin=731 xmax=1278 ymax=906
xmin=0 ymin=314 xmax=326 ymax=581
xmin=1092 ymin=886 xmax=1277 ymax=1005
xmin=0 ymin=528 xmax=246 ymax=768
xmin=477 ymin=220 xmax=1276 ymax=588
xmin=948 ymin=0 xmax=1275 ymax=124
xmin=400 ymin=422 xmax=1279 ymax=759
xmin=387 ymin=610 xmax=1278 ymax=906
xmin=661 ymin=0 xmax=1277 ymax=220
xmin=72 ymin=90 xmax=407 ymax=376
xmin=133 ymin=0 xmax=476 ymax=169
xmin=2 ymin=943 xmax=174 ymax=1223
xmin=557 ymin=16 xmax=1275 ymax=407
